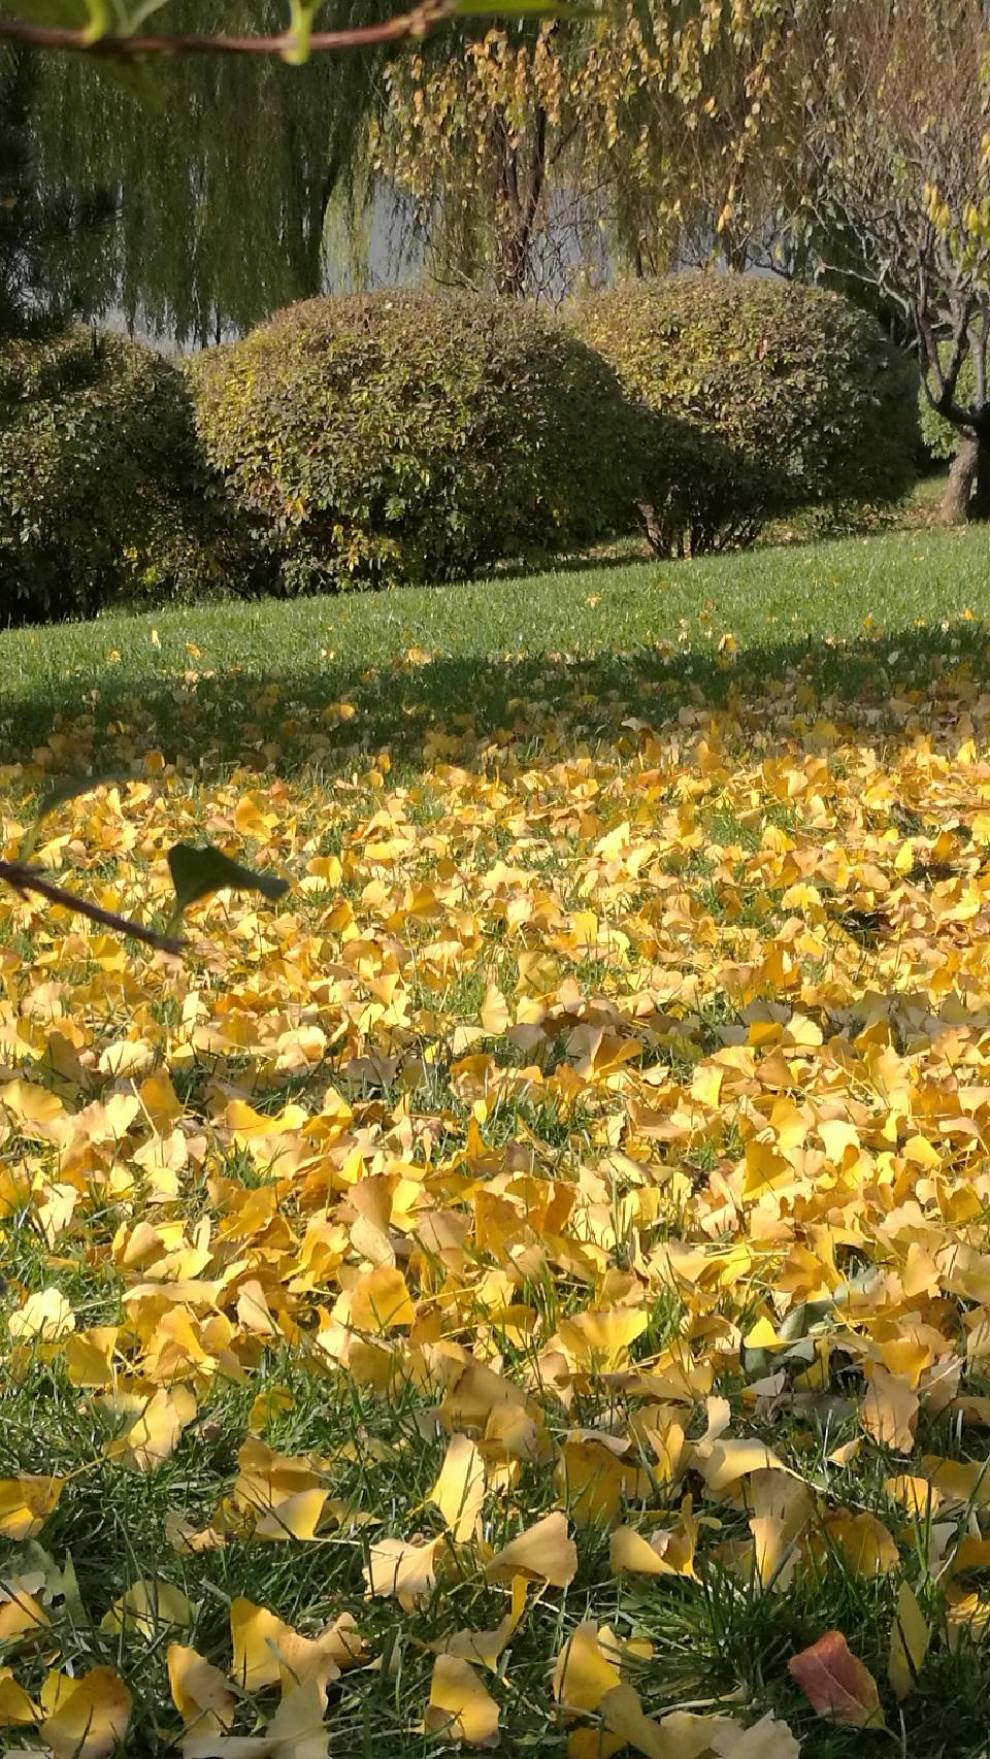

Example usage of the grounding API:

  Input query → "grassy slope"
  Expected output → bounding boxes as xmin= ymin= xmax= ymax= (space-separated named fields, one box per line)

xmin=2 ymin=522 xmax=989 ymax=768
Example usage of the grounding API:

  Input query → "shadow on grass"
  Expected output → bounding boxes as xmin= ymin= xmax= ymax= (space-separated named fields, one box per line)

xmin=5 ymin=615 xmax=988 ymax=781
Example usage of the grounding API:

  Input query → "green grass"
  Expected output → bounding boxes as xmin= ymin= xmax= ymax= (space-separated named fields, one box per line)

xmin=2 ymin=521 xmax=989 ymax=774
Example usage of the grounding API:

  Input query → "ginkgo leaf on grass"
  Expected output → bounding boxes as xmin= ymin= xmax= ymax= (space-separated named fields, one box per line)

xmin=0 ymin=1476 xmax=63 ymax=1540
xmin=40 ymin=1666 xmax=133 ymax=1759
xmin=861 ymin=1368 xmax=919 ymax=1454
xmin=182 ymin=1678 xmax=329 ymax=1759
xmin=424 ymin=1655 xmax=500 ymax=1747
xmin=106 ymin=1384 xmax=196 ymax=1472
xmin=553 ymin=1623 xmax=622 ymax=1714
xmin=429 ymin=1433 xmax=486 ymax=1543
xmin=788 ymin=1631 xmax=885 ymax=1728
xmin=230 ymin=1597 xmax=349 ymax=1693
xmin=7 ymin=1287 xmax=75 ymax=1345
xmin=0 ymin=1581 xmax=49 ymax=1644
xmin=101 ymin=1577 xmax=192 ymax=1639
xmin=486 ymin=1511 xmax=578 ymax=1587
xmin=0 ymin=1666 xmax=37 ymax=1727
xmin=888 ymin=1581 xmax=930 ymax=1700
xmin=168 ymin=1645 xmax=236 ymax=1736
xmin=364 ymin=1536 xmax=441 ymax=1611
xmin=609 ymin=1507 xmax=698 ymax=1580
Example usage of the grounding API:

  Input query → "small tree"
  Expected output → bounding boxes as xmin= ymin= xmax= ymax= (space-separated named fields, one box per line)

xmin=799 ymin=0 xmax=990 ymax=524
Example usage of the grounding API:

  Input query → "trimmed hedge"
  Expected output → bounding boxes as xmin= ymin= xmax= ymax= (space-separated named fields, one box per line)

xmin=189 ymin=290 xmax=648 ymax=592
xmin=568 ymin=274 xmax=919 ymax=555
xmin=0 ymin=327 xmax=253 ymax=625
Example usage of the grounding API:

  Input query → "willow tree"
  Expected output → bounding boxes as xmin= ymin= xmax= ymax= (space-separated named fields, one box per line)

xmin=583 ymin=0 xmax=809 ymax=277
xmin=798 ymin=0 xmax=990 ymax=524
xmin=8 ymin=0 xmax=391 ymax=344
xmin=0 ymin=46 xmax=118 ymax=335
xmin=370 ymin=0 xmax=812 ymax=300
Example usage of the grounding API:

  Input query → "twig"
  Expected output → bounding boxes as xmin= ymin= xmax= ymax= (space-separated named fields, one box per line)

xmin=0 ymin=858 xmax=182 ymax=955
xmin=0 ymin=0 xmax=452 ymax=60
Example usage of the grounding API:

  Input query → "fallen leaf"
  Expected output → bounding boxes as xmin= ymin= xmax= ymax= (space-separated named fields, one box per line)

xmin=424 ymin=1655 xmax=500 ymax=1747
xmin=168 ymin=1644 xmax=236 ymax=1736
xmin=40 ymin=1666 xmax=133 ymax=1759
xmin=788 ymin=1630 xmax=884 ymax=1728
xmin=429 ymin=1433 xmax=486 ymax=1544
xmin=888 ymin=1580 xmax=929 ymax=1700
xmin=486 ymin=1511 xmax=577 ymax=1587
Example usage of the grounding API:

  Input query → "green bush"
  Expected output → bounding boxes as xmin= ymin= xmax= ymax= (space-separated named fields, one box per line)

xmin=568 ymin=274 xmax=919 ymax=556
xmin=189 ymin=290 xmax=648 ymax=592
xmin=0 ymin=327 xmax=254 ymax=624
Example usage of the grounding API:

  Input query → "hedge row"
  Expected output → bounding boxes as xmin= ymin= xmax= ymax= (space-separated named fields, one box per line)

xmin=0 ymin=279 xmax=919 ymax=623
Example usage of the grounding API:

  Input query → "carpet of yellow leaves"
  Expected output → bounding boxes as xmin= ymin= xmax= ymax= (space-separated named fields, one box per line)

xmin=4 ymin=669 xmax=990 ymax=1754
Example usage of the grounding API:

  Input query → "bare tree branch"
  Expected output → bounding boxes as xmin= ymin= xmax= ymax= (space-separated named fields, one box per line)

xmin=0 ymin=859 xmax=182 ymax=954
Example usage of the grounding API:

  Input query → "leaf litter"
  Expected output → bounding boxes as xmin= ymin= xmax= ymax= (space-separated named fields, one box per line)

xmin=3 ymin=645 xmax=990 ymax=1752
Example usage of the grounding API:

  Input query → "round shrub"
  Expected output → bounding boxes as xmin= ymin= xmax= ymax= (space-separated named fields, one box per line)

xmin=189 ymin=290 xmax=648 ymax=592
xmin=568 ymin=274 xmax=919 ymax=556
xmin=0 ymin=327 xmax=254 ymax=625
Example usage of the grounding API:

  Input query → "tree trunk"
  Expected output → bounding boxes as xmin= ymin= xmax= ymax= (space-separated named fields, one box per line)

xmin=491 ymin=106 xmax=547 ymax=299
xmin=941 ymin=433 xmax=979 ymax=524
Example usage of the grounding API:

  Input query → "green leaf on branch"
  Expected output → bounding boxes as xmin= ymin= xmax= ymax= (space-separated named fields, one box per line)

xmin=165 ymin=842 xmax=289 ymax=939
xmin=283 ymin=0 xmax=324 ymax=64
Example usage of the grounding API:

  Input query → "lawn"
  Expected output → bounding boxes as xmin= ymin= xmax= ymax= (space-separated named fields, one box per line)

xmin=3 ymin=524 xmax=990 ymax=1757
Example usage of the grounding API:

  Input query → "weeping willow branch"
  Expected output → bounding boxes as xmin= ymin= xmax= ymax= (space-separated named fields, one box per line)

xmin=0 ymin=0 xmax=452 ymax=59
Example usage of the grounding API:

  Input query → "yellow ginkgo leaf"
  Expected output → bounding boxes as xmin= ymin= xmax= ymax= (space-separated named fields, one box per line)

xmin=485 ymin=1511 xmax=577 ymax=1587
xmin=823 ymin=1510 xmax=899 ymax=1578
xmin=364 ymin=1536 xmax=440 ymax=1611
xmin=558 ymin=1308 xmax=648 ymax=1373
xmin=424 ymin=1655 xmax=500 ymax=1747
xmin=40 ymin=1666 xmax=133 ymax=1759
xmin=168 ymin=1644 xmax=236 ymax=1735
xmin=861 ymin=1368 xmax=918 ymax=1454
xmin=8 ymin=1286 xmax=75 ymax=1345
xmin=182 ymin=1678 xmax=329 ymax=1759
xmin=107 ymin=1384 xmax=197 ymax=1472
xmin=64 ymin=1327 xmax=118 ymax=1388
xmin=480 ymin=984 xmax=509 ymax=1036
xmin=553 ymin=1623 xmax=622 ymax=1714
xmin=429 ymin=1433 xmax=486 ymax=1544
xmin=749 ymin=1469 xmax=814 ymax=1589
xmin=0 ymin=1582 xmax=49 ymax=1644
xmin=599 ymin=1683 xmax=666 ymax=1758
xmin=347 ymin=1265 xmax=415 ymax=1333
xmin=253 ymin=1488 xmax=329 ymax=1543
xmin=609 ymin=1505 xmax=698 ymax=1581
xmin=698 ymin=1438 xmax=792 ymax=1494
xmin=0 ymin=1079 xmax=65 ymax=1138
xmin=0 ymin=1666 xmax=37 ymax=1726
xmin=556 ymin=1435 xmax=629 ymax=1529
xmin=888 ymin=1580 xmax=929 ymax=1701
xmin=101 ymin=1577 xmax=192 ymax=1639
xmin=230 ymin=1597 xmax=345 ymax=1693
xmin=0 ymin=1475 xmax=63 ymax=1540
